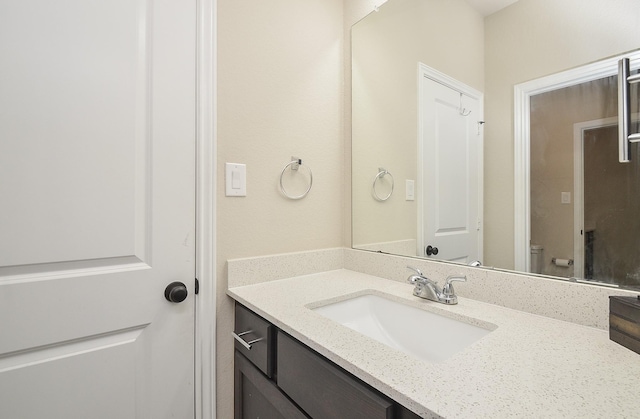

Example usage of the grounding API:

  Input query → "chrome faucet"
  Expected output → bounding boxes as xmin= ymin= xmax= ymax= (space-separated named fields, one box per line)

xmin=406 ymin=266 xmax=467 ymax=305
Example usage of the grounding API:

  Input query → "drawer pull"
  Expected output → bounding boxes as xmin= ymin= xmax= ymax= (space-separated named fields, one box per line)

xmin=233 ymin=330 xmax=264 ymax=350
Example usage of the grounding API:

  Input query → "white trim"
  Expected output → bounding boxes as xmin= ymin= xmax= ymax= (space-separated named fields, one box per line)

xmin=572 ymin=120 xmax=587 ymax=279
xmin=195 ymin=0 xmax=216 ymax=418
xmin=573 ymin=117 xmax=616 ymax=279
xmin=416 ymin=65 xmax=425 ymax=257
xmin=477 ymin=113 xmax=485 ymax=264
xmin=418 ymin=63 xmax=484 ymax=100
xmin=513 ymin=50 xmax=640 ymax=272
xmin=417 ymin=63 xmax=484 ymax=260
xmin=572 ymin=117 xmax=619 ymax=279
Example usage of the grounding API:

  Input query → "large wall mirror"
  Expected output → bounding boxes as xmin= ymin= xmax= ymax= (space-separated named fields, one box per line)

xmin=352 ymin=0 xmax=640 ymax=290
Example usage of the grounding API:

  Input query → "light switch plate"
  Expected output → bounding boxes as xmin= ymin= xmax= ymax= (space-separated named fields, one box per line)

xmin=406 ymin=180 xmax=415 ymax=201
xmin=225 ymin=163 xmax=246 ymax=197
xmin=561 ymin=191 xmax=571 ymax=204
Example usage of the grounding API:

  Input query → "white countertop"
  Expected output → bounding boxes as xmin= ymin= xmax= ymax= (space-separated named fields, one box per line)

xmin=227 ymin=269 xmax=640 ymax=418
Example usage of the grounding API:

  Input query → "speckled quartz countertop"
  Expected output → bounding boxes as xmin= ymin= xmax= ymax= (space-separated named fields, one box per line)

xmin=227 ymin=269 xmax=640 ymax=418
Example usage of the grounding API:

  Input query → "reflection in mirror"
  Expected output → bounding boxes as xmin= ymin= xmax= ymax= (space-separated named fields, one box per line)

xmin=417 ymin=65 xmax=483 ymax=264
xmin=351 ymin=0 xmax=640 ymax=290
xmin=530 ymin=76 xmax=639 ymax=287
xmin=583 ymin=126 xmax=640 ymax=286
xmin=352 ymin=0 xmax=484 ymax=259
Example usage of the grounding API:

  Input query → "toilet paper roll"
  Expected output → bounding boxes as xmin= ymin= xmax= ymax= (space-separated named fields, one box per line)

xmin=553 ymin=258 xmax=572 ymax=267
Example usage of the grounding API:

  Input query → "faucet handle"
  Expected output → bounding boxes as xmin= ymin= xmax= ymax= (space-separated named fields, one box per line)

xmin=443 ymin=275 xmax=467 ymax=297
xmin=445 ymin=274 xmax=467 ymax=285
xmin=406 ymin=266 xmax=423 ymax=276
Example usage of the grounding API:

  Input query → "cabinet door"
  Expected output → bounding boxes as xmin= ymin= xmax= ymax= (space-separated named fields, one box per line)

xmin=234 ymin=352 xmax=308 ymax=419
xmin=277 ymin=332 xmax=394 ymax=419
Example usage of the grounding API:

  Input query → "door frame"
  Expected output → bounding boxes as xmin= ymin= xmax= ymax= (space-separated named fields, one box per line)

xmin=514 ymin=50 xmax=640 ymax=272
xmin=417 ymin=62 xmax=484 ymax=261
xmin=572 ymin=117 xmax=617 ymax=279
xmin=195 ymin=0 xmax=217 ymax=418
xmin=573 ymin=114 xmax=640 ymax=279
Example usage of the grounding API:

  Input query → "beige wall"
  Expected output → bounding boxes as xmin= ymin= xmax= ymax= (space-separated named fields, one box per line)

xmin=343 ymin=0 xmax=382 ymax=250
xmin=216 ymin=0 xmax=640 ymax=416
xmin=484 ymin=0 xmax=640 ymax=269
xmin=216 ymin=1 xmax=374 ymax=417
xmin=351 ymin=0 xmax=484 ymax=250
xmin=216 ymin=0 xmax=346 ymax=416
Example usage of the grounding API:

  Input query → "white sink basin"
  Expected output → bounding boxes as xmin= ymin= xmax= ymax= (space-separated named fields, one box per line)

xmin=313 ymin=294 xmax=493 ymax=363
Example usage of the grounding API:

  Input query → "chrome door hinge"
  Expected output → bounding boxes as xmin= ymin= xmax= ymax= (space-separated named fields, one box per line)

xmin=195 ymin=278 xmax=199 ymax=295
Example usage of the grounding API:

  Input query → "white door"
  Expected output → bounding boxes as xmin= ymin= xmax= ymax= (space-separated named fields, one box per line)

xmin=0 ymin=0 xmax=196 ymax=418
xmin=419 ymin=66 xmax=482 ymax=263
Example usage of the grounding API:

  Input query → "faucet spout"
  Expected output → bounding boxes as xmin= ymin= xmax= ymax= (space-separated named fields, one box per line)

xmin=406 ymin=266 xmax=440 ymax=302
xmin=405 ymin=267 xmax=466 ymax=305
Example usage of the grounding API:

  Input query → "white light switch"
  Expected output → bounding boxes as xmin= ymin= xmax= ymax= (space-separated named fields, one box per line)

xmin=232 ymin=170 xmax=241 ymax=189
xmin=225 ymin=163 xmax=246 ymax=196
xmin=406 ymin=180 xmax=415 ymax=201
xmin=561 ymin=191 xmax=571 ymax=204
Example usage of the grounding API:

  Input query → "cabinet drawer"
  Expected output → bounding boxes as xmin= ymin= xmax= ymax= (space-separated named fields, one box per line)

xmin=234 ymin=303 xmax=274 ymax=377
xmin=277 ymin=331 xmax=394 ymax=419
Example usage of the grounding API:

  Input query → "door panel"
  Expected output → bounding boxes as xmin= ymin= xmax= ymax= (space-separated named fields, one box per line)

xmin=0 ymin=0 xmax=196 ymax=417
xmin=434 ymin=99 xmax=469 ymax=231
xmin=421 ymin=75 xmax=481 ymax=263
xmin=1 ymin=338 xmax=138 ymax=418
xmin=0 ymin=0 xmax=146 ymax=266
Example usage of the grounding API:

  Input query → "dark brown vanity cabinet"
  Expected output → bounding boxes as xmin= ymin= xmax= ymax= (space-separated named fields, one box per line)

xmin=234 ymin=351 xmax=308 ymax=419
xmin=233 ymin=303 xmax=422 ymax=419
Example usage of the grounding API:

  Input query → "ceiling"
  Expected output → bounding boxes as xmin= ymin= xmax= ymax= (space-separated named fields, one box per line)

xmin=464 ymin=0 xmax=520 ymax=16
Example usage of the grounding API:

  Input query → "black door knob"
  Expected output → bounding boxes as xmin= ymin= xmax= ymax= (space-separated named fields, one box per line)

xmin=165 ymin=281 xmax=188 ymax=303
xmin=426 ymin=245 xmax=439 ymax=256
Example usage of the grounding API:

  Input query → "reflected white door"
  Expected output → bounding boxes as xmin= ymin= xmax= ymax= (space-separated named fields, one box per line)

xmin=0 ymin=0 xmax=196 ymax=417
xmin=419 ymin=66 xmax=482 ymax=263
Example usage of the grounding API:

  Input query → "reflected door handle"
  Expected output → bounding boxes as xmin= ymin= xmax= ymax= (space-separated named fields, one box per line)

xmin=165 ymin=281 xmax=188 ymax=303
xmin=426 ymin=245 xmax=439 ymax=256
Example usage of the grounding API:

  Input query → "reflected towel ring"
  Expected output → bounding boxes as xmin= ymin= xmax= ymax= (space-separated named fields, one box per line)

xmin=372 ymin=168 xmax=394 ymax=201
xmin=279 ymin=157 xmax=313 ymax=200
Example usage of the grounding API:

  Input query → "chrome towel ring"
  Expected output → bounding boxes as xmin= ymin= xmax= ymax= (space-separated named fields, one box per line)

xmin=279 ymin=157 xmax=313 ymax=200
xmin=372 ymin=167 xmax=394 ymax=201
